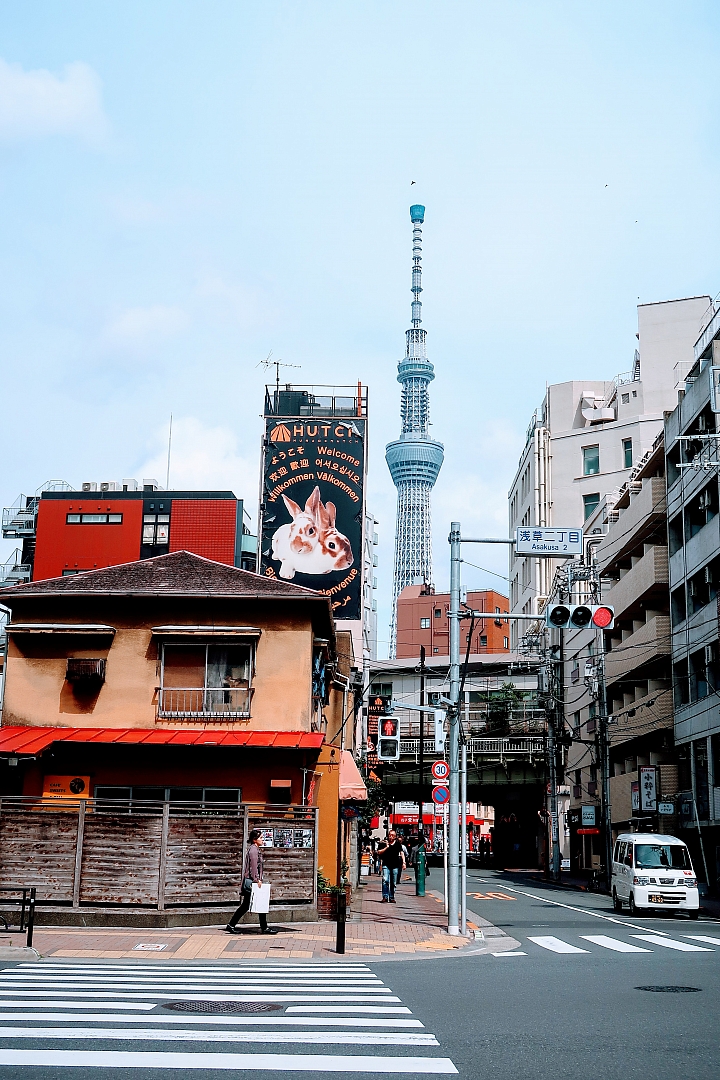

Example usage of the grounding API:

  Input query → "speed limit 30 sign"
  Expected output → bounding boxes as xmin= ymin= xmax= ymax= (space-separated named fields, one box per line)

xmin=431 ymin=760 xmax=450 ymax=782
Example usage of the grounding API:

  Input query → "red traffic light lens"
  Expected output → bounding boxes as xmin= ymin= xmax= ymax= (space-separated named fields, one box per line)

xmin=592 ymin=606 xmax=613 ymax=628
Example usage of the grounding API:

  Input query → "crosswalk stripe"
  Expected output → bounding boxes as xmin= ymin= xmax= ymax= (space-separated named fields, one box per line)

xmin=0 ymin=1050 xmax=460 ymax=1072
xmin=527 ymin=936 xmax=588 ymax=954
xmin=685 ymin=935 xmax=720 ymax=946
xmin=0 ymin=1027 xmax=439 ymax=1046
xmin=286 ymin=1006 xmax=413 ymax=1014
xmin=632 ymin=935 xmax=712 ymax=952
xmin=492 ymin=952 xmax=527 ymax=957
xmin=0 ymin=991 xmax=401 ymax=1002
xmin=580 ymin=936 xmax=651 ymax=953
xmin=0 ymin=1013 xmax=424 ymax=1027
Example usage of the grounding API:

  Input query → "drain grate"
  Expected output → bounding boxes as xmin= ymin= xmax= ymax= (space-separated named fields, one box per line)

xmin=162 ymin=1001 xmax=282 ymax=1014
xmin=635 ymin=986 xmax=701 ymax=994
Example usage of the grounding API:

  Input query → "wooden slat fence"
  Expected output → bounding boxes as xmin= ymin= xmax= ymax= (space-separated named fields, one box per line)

xmin=0 ymin=798 xmax=317 ymax=910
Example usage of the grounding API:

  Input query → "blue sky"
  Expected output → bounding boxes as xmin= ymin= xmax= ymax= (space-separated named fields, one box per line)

xmin=1 ymin=1 xmax=719 ymax=655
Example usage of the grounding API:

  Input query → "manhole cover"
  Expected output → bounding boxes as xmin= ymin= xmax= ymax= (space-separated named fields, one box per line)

xmin=162 ymin=1001 xmax=282 ymax=1014
xmin=635 ymin=986 xmax=701 ymax=994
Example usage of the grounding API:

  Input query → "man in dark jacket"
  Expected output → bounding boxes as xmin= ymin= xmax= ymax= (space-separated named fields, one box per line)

xmin=377 ymin=830 xmax=405 ymax=903
xmin=225 ymin=829 xmax=278 ymax=934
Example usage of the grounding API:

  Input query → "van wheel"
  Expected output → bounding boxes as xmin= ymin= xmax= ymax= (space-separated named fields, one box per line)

xmin=629 ymin=894 xmax=643 ymax=917
xmin=612 ymin=888 xmax=622 ymax=913
xmin=688 ymin=910 xmax=699 ymax=920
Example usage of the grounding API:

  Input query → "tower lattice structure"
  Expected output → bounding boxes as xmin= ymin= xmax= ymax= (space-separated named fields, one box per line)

xmin=386 ymin=205 xmax=444 ymax=656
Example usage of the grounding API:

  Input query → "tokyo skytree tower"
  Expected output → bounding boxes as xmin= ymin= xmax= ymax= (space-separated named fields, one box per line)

xmin=386 ymin=205 xmax=444 ymax=656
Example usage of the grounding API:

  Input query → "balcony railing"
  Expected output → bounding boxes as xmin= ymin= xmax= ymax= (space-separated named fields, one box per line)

xmin=157 ymin=686 xmax=254 ymax=720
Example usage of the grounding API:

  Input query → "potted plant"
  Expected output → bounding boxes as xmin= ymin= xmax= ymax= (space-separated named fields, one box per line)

xmin=316 ymin=867 xmax=346 ymax=918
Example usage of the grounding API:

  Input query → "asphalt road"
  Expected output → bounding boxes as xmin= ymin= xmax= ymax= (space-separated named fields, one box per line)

xmin=0 ymin=872 xmax=717 ymax=1079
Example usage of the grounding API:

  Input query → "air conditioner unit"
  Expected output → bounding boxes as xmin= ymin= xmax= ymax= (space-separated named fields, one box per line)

xmin=142 ymin=478 xmax=160 ymax=491
xmin=81 ymin=482 xmax=97 ymax=492
xmin=100 ymin=482 xmax=118 ymax=492
xmin=122 ymin=479 xmax=139 ymax=491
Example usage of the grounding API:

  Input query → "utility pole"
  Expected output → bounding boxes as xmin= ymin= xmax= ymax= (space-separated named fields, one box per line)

xmin=597 ymin=618 xmax=612 ymax=891
xmin=447 ymin=522 xmax=461 ymax=936
xmin=418 ymin=645 xmax=426 ymax=837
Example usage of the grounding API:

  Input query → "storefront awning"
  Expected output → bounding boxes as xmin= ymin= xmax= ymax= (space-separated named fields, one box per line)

xmin=338 ymin=750 xmax=367 ymax=801
xmin=0 ymin=726 xmax=324 ymax=756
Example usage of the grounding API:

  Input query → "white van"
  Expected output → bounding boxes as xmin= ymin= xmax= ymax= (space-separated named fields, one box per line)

xmin=611 ymin=833 xmax=699 ymax=918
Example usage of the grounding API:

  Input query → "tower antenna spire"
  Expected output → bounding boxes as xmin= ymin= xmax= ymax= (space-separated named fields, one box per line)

xmin=386 ymin=205 xmax=444 ymax=656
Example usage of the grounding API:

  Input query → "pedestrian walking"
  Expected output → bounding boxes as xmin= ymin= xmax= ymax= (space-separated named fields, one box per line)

xmin=225 ymin=829 xmax=278 ymax=935
xmin=377 ymin=830 xmax=405 ymax=903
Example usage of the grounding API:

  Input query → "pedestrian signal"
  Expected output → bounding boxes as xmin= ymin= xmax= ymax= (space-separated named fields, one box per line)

xmin=377 ymin=717 xmax=400 ymax=761
xmin=433 ymin=709 xmax=446 ymax=755
xmin=544 ymin=604 xmax=614 ymax=630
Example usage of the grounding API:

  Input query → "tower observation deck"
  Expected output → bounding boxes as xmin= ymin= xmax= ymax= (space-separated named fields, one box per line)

xmin=386 ymin=205 xmax=444 ymax=656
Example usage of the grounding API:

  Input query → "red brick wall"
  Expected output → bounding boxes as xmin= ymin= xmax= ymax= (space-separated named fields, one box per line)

xmin=168 ymin=500 xmax=237 ymax=565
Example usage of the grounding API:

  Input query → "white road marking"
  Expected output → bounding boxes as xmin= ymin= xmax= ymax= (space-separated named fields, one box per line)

xmin=0 ymin=991 xmax=400 ymax=1002
xmin=632 ymin=935 xmax=712 ymax=952
xmin=0 ymin=1001 xmax=156 ymax=1011
xmin=468 ymin=879 xmax=667 ymax=934
xmin=0 ymin=1013 xmax=424 ymax=1027
xmin=0 ymin=1050 xmax=459 ymax=1072
xmin=527 ymin=936 xmax=588 ymax=954
xmin=685 ymin=935 xmax=720 ymax=946
xmin=492 ymin=952 xmax=527 ymax=957
xmin=580 ymin=936 xmax=651 ymax=953
xmin=0 ymin=978 xmax=385 ymax=987
xmin=0 ymin=1027 xmax=438 ymax=1046
xmin=286 ymin=1006 xmax=412 ymax=1014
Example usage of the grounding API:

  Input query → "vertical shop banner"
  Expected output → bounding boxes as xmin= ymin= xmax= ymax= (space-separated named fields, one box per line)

xmin=639 ymin=765 xmax=657 ymax=812
xmin=261 ymin=417 xmax=366 ymax=619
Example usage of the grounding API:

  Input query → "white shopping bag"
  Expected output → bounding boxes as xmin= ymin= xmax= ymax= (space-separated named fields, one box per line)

xmin=250 ymin=882 xmax=271 ymax=913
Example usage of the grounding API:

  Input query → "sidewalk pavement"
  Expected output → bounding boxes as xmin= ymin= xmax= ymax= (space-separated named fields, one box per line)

xmin=2 ymin=873 xmax=480 ymax=962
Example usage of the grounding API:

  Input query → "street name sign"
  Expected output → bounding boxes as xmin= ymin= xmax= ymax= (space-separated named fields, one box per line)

xmin=658 ymin=801 xmax=674 ymax=815
xmin=515 ymin=527 xmax=583 ymax=556
xmin=432 ymin=785 xmax=450 ymax=805
xmin=431 ymin=760 xmax=450 ymax=782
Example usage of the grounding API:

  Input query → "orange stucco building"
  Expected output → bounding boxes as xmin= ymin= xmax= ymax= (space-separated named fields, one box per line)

xmin=0 ymin=552 xmax=363 ymax=921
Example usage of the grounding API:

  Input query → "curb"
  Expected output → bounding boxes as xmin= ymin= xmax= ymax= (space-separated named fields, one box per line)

xmin=0 ymin=947 xmax=41 ymax=962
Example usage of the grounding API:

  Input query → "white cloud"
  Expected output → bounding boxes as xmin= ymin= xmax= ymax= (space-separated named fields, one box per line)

xmin=0 ymin=59 xmax=108 ymax=143
xmin=135 ymin=418 xmax=258 ymax=513
xmin=102 ymin=304 xmax=188 ymax=350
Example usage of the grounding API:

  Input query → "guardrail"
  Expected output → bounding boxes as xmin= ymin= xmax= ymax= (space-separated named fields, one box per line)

xmin=0 ymin=886 xmax=36 ymax=947
xmin=399 ymin=736 xmax=545 ymax=757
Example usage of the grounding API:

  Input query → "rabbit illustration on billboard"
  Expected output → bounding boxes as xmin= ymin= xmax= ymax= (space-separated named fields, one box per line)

xmin=271 ymin=486 xmax=354 ymax=579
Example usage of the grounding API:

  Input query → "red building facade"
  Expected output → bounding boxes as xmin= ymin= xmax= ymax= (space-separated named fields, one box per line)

xmin=395 ymin=585 xmax=510 ymax=658
xmin=31 ymin=489 xmax=254 ymax=581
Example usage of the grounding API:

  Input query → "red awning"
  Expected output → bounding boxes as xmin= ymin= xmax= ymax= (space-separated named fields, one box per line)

xmin=0 ymin=726 xmax=324 ymax=756
xmin=338 ymin=749 xmax=367 ymax=801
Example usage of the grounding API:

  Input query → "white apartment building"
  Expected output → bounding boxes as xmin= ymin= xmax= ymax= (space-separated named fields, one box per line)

xmin=507 ymin=296 xmax=710 ymax=647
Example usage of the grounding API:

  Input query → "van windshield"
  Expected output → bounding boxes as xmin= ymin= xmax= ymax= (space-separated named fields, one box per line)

xmin=634 ymin=844 xmax=691 ymax=870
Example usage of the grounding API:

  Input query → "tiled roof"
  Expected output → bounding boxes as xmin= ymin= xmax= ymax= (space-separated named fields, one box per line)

xmin=0 ymin=550 xmax=325 ymax=600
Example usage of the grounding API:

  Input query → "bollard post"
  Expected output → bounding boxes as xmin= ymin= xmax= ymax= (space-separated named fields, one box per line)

xmin=26 ymin=888 xmax=36 ymax=949
xmin=415 ymin=843 xmax=426 ymax=897
xmin=336 ymin=889 xmax=347 ymax=954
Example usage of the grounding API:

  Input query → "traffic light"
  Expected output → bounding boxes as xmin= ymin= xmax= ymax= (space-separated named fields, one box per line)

xmin=544 ymin=604 xmax=614 ymax=630
xmin=433 ymin=710 xmax=446 ymax=754
xmin=377 ymin=717 xmax=400 ymax=761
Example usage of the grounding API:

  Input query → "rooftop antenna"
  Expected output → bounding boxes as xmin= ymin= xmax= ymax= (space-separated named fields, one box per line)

xmin=165 ymin=414 xmax=173 ymax=491
xmin=257 ymin=352 xmax=301 ymax=401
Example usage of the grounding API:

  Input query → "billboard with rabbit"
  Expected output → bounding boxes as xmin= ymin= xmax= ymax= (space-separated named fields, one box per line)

xmin=260 ymin=417 xmax=366 ymax=619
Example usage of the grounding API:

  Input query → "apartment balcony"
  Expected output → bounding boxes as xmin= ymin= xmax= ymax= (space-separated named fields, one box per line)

xmin=605 ymin=616 xmax=670 ymax=686
xmin=597 ymin=477 xmax=666 ymax=573
xmin=602 ymin=545 xmax=668 ymax=620
xmin=608 ymin=689 xmax=673 ymax=747
xmin=157 ymin=687 xmax=253 ymax=721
